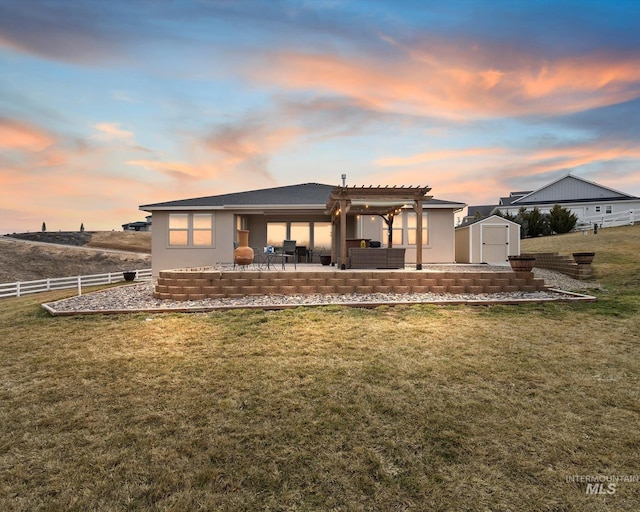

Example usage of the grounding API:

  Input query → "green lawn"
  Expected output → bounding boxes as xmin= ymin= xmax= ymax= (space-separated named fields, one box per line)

xmin=1 ymin=225 xmax=639 ymax=511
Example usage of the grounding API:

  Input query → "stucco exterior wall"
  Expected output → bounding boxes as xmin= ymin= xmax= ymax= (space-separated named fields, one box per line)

xmin=150 ymin=210 xmax=236 ymax=275
xmin=149 ymin=206 xmax=461 ymax=274
xmin=357 ymin=209 xmax=457 ymax=264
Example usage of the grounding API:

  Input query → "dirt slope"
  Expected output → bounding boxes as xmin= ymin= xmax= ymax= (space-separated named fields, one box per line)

xmin=0 ymin=235 xmax=151 ymax=283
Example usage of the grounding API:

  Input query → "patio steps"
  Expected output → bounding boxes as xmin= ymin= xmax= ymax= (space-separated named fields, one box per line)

xmin=154 ymin=269 xmax=547 ymax=301
xmin=522 ymin=252 xmax=593 ymax=279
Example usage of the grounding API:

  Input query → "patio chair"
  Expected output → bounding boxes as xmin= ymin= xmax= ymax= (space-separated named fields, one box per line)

xmin=277 ymin=239 xmax=297 ymax=269
xmin=252 ymin=247 xmax=265 ymax=270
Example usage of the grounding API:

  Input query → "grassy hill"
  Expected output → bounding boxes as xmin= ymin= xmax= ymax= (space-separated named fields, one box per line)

xmin=1 ymin=226 xmax=639 ymax=510
xmin=0 ymin=231 xmax=151 ymax=282
xmin=7 ymin=230 xmax=151 ymax=253
xmin=522 ymin=223 xmax=640 ymax=289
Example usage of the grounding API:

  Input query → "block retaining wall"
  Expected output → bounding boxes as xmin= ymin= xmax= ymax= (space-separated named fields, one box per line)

xmin=154 ymin=269 xmax=547 ymax=301
xmin=522 ymin=252 xmax=593 ymax=280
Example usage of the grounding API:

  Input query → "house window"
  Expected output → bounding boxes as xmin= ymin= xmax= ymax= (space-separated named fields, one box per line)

xmin=267 ymin=221 xmax=332 ymax=249
xmin=169 ymin=214 xmax=189 ymax=246
xmin=381 ymin=211 xmax=428 ymax=246
xmin=605 ymin=205 xmax=612 ymax=214
xmin=407 ymin=212 xmax=429 ymax=245
xmin=266 ymin=222 xmax=287 ymax=246
xmin=595 ymin=205 xmax=601 ymax=213
xmin=313 ymin=222 xmax=332 ymax=250
xmin=290 ymin=222 xmax=310 ymax=247
xmin=193 ymin=214 xmax=213 ymax=246
xmin=169 ymin=213 xmax=214 ymax=247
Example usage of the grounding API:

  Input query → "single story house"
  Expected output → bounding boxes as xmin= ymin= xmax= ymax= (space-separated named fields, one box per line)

xmin=455 ymin=215 xmax=521 ymax=264
xmin=140 ymin=182 xmax=465 ymax=275
xmin=464 ymin=174 xmax=640 ymax=228
xmin=122 ymin=219 xmax=152 ymax=232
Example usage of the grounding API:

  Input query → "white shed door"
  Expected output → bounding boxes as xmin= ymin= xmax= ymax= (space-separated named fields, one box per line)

xmin=481 ymin=225 xmax=509 ymax=263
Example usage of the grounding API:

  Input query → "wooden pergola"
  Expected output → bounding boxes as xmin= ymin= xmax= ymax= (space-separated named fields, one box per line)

xmin=325 ymin=185 xmax=432 ymax=270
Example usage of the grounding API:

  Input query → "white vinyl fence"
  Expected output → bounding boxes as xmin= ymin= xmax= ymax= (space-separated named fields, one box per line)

xmin=0 ymin=269 xmax=152 ymax=299
xmin=579 ymin=209 xmax=639 ymax=230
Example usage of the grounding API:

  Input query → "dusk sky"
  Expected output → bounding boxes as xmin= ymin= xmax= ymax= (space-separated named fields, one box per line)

xmin=1 ymin=0 xmax=640 ymax=233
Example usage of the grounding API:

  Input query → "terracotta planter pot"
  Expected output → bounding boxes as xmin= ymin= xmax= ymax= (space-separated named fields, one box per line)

xmin=233 ymin=230 xmax=254 ymax=266
xmin=508 ymin=255 xmax=536 ymax=272
xmin=573 ymin=252 xmax=595 ymax=265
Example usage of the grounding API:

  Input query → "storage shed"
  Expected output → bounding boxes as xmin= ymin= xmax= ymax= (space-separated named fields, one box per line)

xmin=455 ymin=215 xmax=520 ymax=264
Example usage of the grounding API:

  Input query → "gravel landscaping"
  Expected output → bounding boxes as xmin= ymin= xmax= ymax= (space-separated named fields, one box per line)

xmin=42 ymin=267 xmax=601 ymax=315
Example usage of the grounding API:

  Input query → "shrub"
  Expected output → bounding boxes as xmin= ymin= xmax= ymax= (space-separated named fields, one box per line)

xmin=549 ymin=204 xmax=578 ymax=234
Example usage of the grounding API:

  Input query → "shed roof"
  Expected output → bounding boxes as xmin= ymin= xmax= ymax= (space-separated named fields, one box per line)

xmin=456 ymin=214 xmax=520 ymax=229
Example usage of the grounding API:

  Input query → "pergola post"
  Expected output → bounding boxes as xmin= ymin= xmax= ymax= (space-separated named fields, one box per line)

xmin=339 ymin=198 xmax=348 ymax=270
xmin=415 ymin=199 xmax=423 ymax=270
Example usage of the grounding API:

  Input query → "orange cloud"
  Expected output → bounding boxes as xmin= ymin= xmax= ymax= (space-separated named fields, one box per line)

xmin=203 ymin=123 xmax=303 ymax=162
xmin=127 ymin=159 xmax=208 ymax=180
xmin=92 ymin=122 xmax=135 ymax=142
xmin=375 ymin=147 xmax=506 ymax=167
xmin=250 ymin=45 xmax=640 ymax=119
xmin=0 ymin=118 xmax=55 ymax=152
xmin=367 ymin=139 xmax=640 ymax=206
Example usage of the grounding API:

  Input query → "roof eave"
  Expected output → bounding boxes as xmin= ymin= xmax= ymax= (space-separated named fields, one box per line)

xmin=140 ymin=203 xmax=328 ymax=212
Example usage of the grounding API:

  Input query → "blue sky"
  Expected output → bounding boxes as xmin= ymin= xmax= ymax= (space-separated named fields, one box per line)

xmin=1 ymin=0 xmax=639 ymax=232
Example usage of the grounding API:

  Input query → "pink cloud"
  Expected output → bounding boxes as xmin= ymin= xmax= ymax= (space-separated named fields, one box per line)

xmin=0 ymin=118 xmax=55 ymax=152
xmin=127 ymin=159 xmax=208 ymax=180
xmin=92 ymin=122 xmax=136 ymax=142
xmin=375 ymin=147 xmax=506 ymax=167
xmin=249 ymin=44 xmax=640 ymax=119
xmin=367 ymin=139 xmax=640 ymax=207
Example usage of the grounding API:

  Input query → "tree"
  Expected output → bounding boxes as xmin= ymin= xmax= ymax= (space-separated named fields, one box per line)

xmin=549 ymin=204 xmax=578 ymax=234
xmin=496 ymin=209 xmax=517 ymax=222
xmin=523 ymin=207 xmax=550 ymax=237
xmin=80 ymin=223 xmax=85 ymax=232
xmin=41 ymin=222 xmax=46 ymax=232
xmin=509 ymin=207 xmax=551 ymax=238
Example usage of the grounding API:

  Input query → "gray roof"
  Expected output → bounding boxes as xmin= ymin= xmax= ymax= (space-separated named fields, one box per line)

xmin=456 ymin=214 xmax=519 ymax=228
xmin=141 ymin=183 xmax=336 ymax=209
xmin=466 ymin=205 xmax=497 ymax=218
xmin=424 ymin=198 xmax=466 ymax=208
xmin=141 ymin=182 xmax=466 ymax=210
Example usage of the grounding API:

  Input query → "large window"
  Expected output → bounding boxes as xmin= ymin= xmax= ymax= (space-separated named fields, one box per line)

xmin=267 ymin=221 xmax=332 ymax=249
xmin=290 ymin=222 xmax=310 ymax=247
xmin=380 ymin=211 xmax=428 ymax=246
xmin=169 ymin=214 xmax=189 ymax=246
xmin=381 ymin=224 xmax=403 ymax=245
xmin=407 ymin=211 xmax=429 ymax=245
xmin=312 ymin=222 xmax=332 ymax=250
xmin=169 ymin=213 xmax=214 ymax=247
xmin=266 ymin=222 xmax=287 ymax=246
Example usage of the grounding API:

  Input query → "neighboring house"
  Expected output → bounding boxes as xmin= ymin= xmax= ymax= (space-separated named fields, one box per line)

xmin=122 ymin=219 xmax=152 ymax=232
xmin=463 ymin=174 xmax=640 ymax=228
xmin=140 ymin=182 xmax=466 ymax=275
xmin=122 ymin=215 xmax=151 ymax=231
xmin=455 ymin=215 xmax=521 ymax=264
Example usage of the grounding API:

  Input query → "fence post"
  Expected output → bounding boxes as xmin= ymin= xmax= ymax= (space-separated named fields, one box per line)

xmin=17 ymin=281 xmax=21 ymax=298
xmin=78 ymin=276 xmax=82 ymax=296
